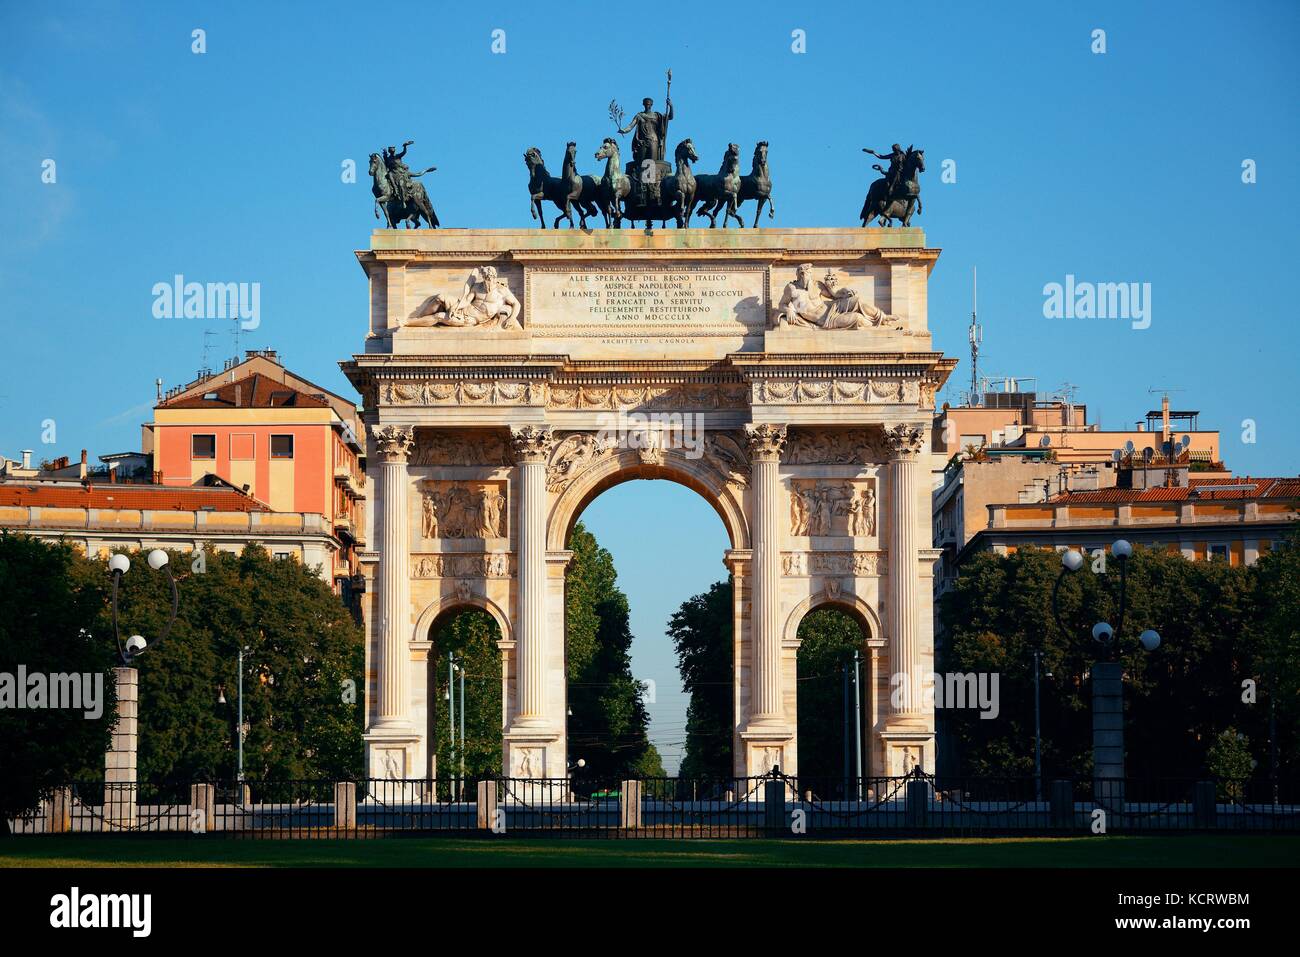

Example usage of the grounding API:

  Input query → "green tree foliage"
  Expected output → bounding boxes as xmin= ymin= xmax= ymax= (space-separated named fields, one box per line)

xmin=939 ymin=543 xmax=1297 ymax=780
xmin=668 ymin=579 xmax=734 ymax=780
xmin=1245 ymin=528 xmax=1300 ymax=781
xmin=0 ymin=534 xmax=117 ymax=833
xmin=429 ymin=609 xmax=503 ymax=781
xmin=1206 ymin=728 xmax=1256 ymax=799
xmin=795 ymin=608 xmax=867 ymax=779
xmin=564 ymin=523 xmax=658 ymax=780
xmin=69 ymin=543 xmax=364 ymax=782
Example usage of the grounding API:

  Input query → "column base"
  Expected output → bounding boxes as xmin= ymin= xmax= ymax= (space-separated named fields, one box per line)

xmin=364 ymin=731 xmax=421 ymax=780
xmin=879 ymin=729 xmax=935 ymax=777
xmin=503 ymin=727 xmax=563 ymax=779
xmin=739 ymin=725 xmax=794 ymax=777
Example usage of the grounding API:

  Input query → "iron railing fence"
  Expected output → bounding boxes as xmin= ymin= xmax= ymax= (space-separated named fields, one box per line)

xmin=9 ymin=770 xmax=1299 ymax=837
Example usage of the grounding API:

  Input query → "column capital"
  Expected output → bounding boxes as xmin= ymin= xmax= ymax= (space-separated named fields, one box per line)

xmin=883 ymin=423 xmax=926 ymax=461
xmin=511 ymin=425 xmax=556 ymax=464
xmin=744 ymin=423 xmax=788 ymax=462
xmin=373 ymin=424 xmax=415 ymax=464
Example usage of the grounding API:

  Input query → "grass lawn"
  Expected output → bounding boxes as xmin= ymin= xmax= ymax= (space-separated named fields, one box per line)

xmin=1 ymin=834 xmax=1295 ymax=868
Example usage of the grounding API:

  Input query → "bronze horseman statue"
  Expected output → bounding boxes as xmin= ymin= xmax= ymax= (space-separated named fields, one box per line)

xmin=370 ymin=140 xmax=440 ymax=228
xmin=860 ymin=143 xmax=925 ymax=227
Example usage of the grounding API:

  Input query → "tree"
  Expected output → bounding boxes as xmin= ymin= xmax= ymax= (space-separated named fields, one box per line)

xmin=0 ymin=534 xmax=117 ymax=834
xmin=69 ymin=543 xmax=365 ymax=783
xmin=795 ymin=608 xmax=867 ymax=780
xmin=939 ymin=545 xmax=1277 ymax=780
xmin=1206 ymin=728 xmax=1255 ymax=800
xmin=668 ymin=579 xmax=734 ymax=780
xmin=563 ymin=523 xmax=658 ymax=780
xmin=1245 ymin=528 xmax=1300 ymax=782
xmin=429 ymin=608 xmax=503 ymax=782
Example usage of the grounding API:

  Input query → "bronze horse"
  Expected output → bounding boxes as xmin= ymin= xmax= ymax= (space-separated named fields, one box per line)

xmin=525 ymin=143 xmax=601 ymax=228
xmin=369 ymin=153 xmax=438 ymax=228
xmin=700 ymin=141 xmax=773 ymax=228
xmin=594 ymin=137 xmax=632 ymax=227
xmin=690 ymin=143 xmax=742 ymax=228
xmin=860 ymin=147 xmax=925 ymax=227
xmin=607 ymin=138 xmax=699 ymax=228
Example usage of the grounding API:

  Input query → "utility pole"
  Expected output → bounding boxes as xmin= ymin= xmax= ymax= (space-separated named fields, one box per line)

xmin=852 ymin=649 xmax=864 ymax=793
xmin=1032 ymin=649 xmax=1042 ymax=802
xmin=447 ymin=652 xmax=456 ymax=798
xmin=237 ymin=646 xmax=245 ymax=786
xmin=458 ymin=654 xmax=466 ymax=797
xmin=841 ymin=663 xmax=851 ymax=785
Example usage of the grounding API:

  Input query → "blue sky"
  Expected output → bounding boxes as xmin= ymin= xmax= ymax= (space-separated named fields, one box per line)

xmin=2 ymin=1 xmax=1296 ymax=770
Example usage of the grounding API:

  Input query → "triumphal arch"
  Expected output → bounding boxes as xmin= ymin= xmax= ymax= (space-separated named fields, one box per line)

xmin=342 ymin=227 xmax=955 ymax=781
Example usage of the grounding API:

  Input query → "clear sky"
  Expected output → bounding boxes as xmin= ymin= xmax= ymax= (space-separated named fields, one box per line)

xmin=2 ymin=1 xmax=1296 ymax=771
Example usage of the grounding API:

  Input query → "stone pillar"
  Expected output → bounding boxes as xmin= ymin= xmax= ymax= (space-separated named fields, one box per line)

xmin=511 ymin=426 xmax=555 ymax=728
xmin=334 ymin=781 xmax=357 ymax=831
xmin=745 ymin=424 xmax=787 ymax=727
xmin=104 ymin=665 xmax=137 ymax=827
xmin=884 ymin=424 xmax=925 ymax=716
xmin=372 ymin=425 xmax=415 ymax=731
xmin=1092 ymin=660 xmax=1125 ymax=811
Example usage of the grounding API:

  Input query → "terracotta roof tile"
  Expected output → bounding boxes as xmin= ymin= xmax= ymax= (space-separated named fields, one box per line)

xmin=160 ymin=373 xmax=329 ymax=410
xmin=0 ymin=483 xmax=267 ymax=512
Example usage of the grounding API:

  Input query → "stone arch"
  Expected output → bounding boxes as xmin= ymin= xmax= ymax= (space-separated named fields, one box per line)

xmin=413 ymin=592 xmax=513 ymax=647
xmin=546 ymin=448 xmax=750 ymax=551
xmin=783 ymin=591 xmax=882 ymax=647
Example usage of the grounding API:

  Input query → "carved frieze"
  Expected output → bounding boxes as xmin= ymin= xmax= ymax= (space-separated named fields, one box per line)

xmin=410 ymin=429 xmax=512 ymax=467
xmin=546 ymin=382 xmax=749 ymax=411
xmin=382 ymin=380 xmax=542 ymax=407
xmin=781 ymin=551 xmax=884 ymax=577
xmin=419 ymin=482 xmax=506 ymax=539
xmin=783 ymin=428 xmax=886 ymax=465
xmin=411 ymin=552 xmax=513 ymax=579
xmin=789 ymin=480 xmax=876 ymax=537
xmin=754 ymin=378 xmax=920 ymax=405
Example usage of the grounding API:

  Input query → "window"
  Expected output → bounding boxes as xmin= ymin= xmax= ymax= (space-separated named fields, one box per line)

xmin=270 ymin=434 xmax=294 ymax=459
xmin=191 ymin=434 xmax=216 ymax=459
xmin=1207 ymin=544 xmax=1229 ymax=562
xmin=273 ymin=551 xmax=291 ymax=561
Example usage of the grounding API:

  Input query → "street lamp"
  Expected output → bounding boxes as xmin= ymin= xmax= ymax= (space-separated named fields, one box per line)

xmin=108 ymin=549 xmax=179 ymax=665
xmin=1051 ymin=540 xmax=1160 ymax=807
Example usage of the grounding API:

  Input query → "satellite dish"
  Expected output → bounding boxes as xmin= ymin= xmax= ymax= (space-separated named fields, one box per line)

xmin=1162 ymin=441 xmax=1173 ymax=457
xmin=1124 ymin=440 xmax=1135 ymax=453
xmin=1039 ymin=435 xmax=1051 ymax=448
xmin=1143 ymin=447 xmax=1154 ymax=462
xmin=1112 ymin=450 xmax=1122 ymax=463
xmin=1181 ymin=434 xmax=1191 ymax=449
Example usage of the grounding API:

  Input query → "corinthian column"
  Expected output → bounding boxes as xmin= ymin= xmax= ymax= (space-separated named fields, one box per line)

xmin=511 ymin=425 xmax=555 ymax=728
xmin=373 ymin=424 xmax=414 ymax=730
xmin=884 ymin=423 xmax=925 ymax=716
xmin=745 ymin=423 xmax=787 ymax=727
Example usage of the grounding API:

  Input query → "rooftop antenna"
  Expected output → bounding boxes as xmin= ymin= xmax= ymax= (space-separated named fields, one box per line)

xmin=200 ymin=330 xmax=217 ymax=376
xmin=232 ymin=317 xmax=242 ymax=365
xmin=968 ymin=266 xmax=982 ymax=406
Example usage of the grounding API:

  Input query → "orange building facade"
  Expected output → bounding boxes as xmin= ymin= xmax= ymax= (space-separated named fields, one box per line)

xmin=145 ymin=352 xmax=366 ymax=599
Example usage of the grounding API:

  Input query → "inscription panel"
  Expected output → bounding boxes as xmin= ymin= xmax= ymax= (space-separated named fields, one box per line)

xmin=527 ymin=265 xmax=767 ymax=342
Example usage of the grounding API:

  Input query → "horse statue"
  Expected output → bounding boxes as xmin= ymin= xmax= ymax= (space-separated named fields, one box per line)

xmin=662 ymin=138 xmax=699 ymax=228
xmin=860 ymin=146 xmax=925 ymax=227
xmin=370 ymin=152 xmax=439 ymax=228
xmin=594 ymin=137 xmax=632 ymax=228
xmin=525 ymin=144 xmax=602 ymax=228
xmin=692 ymin=143 xmax=743 ymax=228
xmin=738 ymin=141 xmax=774 ymax=227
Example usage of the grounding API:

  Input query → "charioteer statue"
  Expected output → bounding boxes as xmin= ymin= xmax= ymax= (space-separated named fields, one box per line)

xmin=610 ymin=70 xmax=674 ymax=206
xmin=860 ymin=142 xmax=925 ymax=227
xmin=369 ymin=139 xmax=440 ymax=228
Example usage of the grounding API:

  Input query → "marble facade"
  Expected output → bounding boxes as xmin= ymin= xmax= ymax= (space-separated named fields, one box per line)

xmin=341 ymin=227 xmax=956 ymax=780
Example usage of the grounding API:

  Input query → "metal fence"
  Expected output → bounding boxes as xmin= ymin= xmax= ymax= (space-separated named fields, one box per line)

xmin=10 ymin=770 xmax=1300 ymax=838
